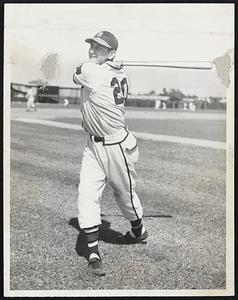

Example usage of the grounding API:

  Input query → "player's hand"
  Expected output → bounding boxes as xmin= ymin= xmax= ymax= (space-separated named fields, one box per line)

xmin=112 ymin=60 xmax=124 ymax=69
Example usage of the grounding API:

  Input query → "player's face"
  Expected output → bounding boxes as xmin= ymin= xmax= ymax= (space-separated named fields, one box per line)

xmin=88 ymin=42 xmax=114 ymax=64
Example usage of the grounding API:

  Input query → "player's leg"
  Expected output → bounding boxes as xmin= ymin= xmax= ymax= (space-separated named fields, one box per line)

xmin=106 ymin=133 xmax=148 ymax=243
xmin=84 ymin=226 xmax=105 ymax=276
xmin=26 ymin=99 xmax=30 ymax=111
xmin=29 ymin=98 xmax=36 ymax=111
xmin=77 ymin=140 xmax=106 ymax=275
xmin=32 ymin=100 xmax=37 ymax=111
xmin=78 ymin=146 xmax=106 ymax=229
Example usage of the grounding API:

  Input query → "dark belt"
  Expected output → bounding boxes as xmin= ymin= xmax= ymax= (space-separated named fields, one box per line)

xmin=90 ymin=135 xmax=105 ymax=143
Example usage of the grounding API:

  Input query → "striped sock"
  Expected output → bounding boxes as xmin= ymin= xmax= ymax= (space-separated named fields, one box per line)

xmin=84 ymin=226 xmax=100 ymax=259
xmin=130 ymin=219 xmax=145 ymax=238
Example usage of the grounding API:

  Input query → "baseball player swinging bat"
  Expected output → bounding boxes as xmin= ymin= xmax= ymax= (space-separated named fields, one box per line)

xmin=72 ymin=30 xmax=213 ymax=277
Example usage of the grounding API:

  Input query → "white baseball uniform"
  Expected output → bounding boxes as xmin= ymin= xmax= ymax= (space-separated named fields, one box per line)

xmin=73 ymin=61 xmax=143 ymax=229
xmin=26 ymin=88 xmax=36 ymax=110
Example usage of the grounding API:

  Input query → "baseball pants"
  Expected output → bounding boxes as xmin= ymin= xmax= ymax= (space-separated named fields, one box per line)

xmin=27 ymin=97 xmax=36 ymax=109
xmin=77 ymin=131 xmax=143 ymax=229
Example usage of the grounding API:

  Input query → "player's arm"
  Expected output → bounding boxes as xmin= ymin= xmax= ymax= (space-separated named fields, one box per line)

xmin=73 ymin=61 xmax=103 ymax=89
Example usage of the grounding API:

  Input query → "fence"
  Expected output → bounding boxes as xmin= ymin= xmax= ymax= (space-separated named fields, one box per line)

xmin=11 ymin=83 xmax=226 ymax=110
xmin=11 ymin=83 xmax=81 ymax=104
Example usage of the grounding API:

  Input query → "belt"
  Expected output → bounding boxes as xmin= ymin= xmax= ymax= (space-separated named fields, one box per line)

xmin=90 ymin=135 xmax=105 ymax=143
xmin=89 ymin=128 xmax=129 ymax=145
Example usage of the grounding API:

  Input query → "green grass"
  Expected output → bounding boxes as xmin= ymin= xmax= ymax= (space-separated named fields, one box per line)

xmin=10 ymin=121 xmax=226 ymax=290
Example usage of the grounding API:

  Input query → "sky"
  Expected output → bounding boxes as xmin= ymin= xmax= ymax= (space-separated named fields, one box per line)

xmin=5 ymin=4 xmax=234 ymax=97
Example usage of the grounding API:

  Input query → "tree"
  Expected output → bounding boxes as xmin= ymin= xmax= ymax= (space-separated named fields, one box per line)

xmin=167 ymin=88 xmax=185 ymax=109
xmin=149 ymin=90 xmax=156 ymax=95
xmin=187 ymin=94 xmax=198 ymax=99
xmin=143 ymin=90 xmax=156 ymax=96
xmin=168 ymin=88 xmax=185 ymax=101
xmin=28 ymin=79 xmax=48 ymax=86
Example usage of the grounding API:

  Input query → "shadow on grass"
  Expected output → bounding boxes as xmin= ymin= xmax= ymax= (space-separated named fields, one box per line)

xmin=100 ymin=213 xmax=173 ymax=218
xmin=68 ymin=217 xmax=124 ymax=260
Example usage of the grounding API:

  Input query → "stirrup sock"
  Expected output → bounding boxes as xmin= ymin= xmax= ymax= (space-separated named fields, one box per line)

xmin=84 ymin=226 xmax=99 ymax=255
xmin=130 ymin=219 xmax=145 ymax=238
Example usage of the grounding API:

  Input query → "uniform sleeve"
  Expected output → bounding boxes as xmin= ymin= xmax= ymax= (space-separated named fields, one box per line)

xmin=124 ymin=73 xmax=131 ymax=97
xmin=73 ymin=61 xmax=104 ymax=90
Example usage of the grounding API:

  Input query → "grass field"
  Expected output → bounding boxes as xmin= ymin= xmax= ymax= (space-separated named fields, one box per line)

xmin=52 ymin=117 xmax=225 ymax=142
xmin=9 ymin=105 xmax=226 ymax=293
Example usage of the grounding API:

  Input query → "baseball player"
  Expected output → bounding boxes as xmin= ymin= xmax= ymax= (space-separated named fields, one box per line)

xmin=73 ymin=31 xmax=148 ymax=276
xmin=64 ymin=98 xmax=69 ymax=107
xmin=25 ymin=87 xmax=37 ymax=112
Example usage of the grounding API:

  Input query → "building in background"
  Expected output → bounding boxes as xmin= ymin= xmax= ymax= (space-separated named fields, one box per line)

xmin=11 ymin=83 xmax=81 ymax=104
xmin=11 ymin=83 xmax=226 ymax=110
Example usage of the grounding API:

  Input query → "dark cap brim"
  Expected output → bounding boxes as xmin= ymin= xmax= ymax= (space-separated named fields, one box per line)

xmin=85 ymin=37 xmax=114 ymax=50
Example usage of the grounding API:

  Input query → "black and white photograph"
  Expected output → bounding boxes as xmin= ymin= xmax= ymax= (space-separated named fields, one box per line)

xmin=4 ymin=3 xmax=234 ymax=297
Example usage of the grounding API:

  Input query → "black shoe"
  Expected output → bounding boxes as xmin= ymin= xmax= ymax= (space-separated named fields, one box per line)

xmin=88 ymin=257 xmax=106 ymax=277
xmin=117 ymin=230 xmax=149 ymax=244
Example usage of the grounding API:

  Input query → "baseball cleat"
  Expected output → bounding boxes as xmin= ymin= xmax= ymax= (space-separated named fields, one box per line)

xmin=88 ymin=257 xmax=106 ymax=277
xmin=117 ymin=230 xmax=149 ymax=244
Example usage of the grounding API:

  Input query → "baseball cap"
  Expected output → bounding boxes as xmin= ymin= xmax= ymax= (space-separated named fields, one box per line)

xmin=85 ymin=31 xmax=118 ymax=51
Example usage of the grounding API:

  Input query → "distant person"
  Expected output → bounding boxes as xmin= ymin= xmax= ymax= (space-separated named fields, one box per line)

xmin=26 ymin=87 xmax=37 ymax=112
xmin=162 ymin=102 xmax=166 ymax=110
xmin=155 ymin=100 xmax=161 ymax=110
xmin=64 ymin=99 xmax=69 ymax=107
xmin=189 ymin=102 xmax=196 ymax=111
xmin=183 ymin=102 xmax=188 ymax=110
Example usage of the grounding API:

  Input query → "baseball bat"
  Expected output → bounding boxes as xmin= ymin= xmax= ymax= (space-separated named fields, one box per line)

xmin=123 ymin=61 xmax=213 ymax=70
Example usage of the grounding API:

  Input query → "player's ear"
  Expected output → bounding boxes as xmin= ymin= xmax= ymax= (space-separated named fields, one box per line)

xmin=108 ymin=50 xmax=116 ymax=60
